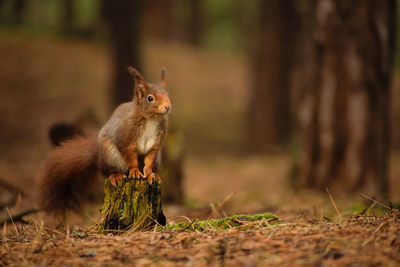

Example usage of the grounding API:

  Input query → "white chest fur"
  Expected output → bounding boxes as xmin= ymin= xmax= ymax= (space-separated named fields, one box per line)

xmin=137 ymin=119 xmax=159 ymax=154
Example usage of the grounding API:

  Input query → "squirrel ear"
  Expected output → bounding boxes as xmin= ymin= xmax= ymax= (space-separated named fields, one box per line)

xmin=127 ymin=66 xmax=148 ymax=99
xmin=160 ymin=67 xmax=167 ymax=88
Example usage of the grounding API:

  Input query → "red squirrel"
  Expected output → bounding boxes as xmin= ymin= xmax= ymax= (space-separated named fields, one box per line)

xmin=38 ymin=67 xmax=171 ymax=217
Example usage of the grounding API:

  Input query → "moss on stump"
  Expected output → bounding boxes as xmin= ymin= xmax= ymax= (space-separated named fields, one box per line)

xmin=97 ymin=178 xmax=166 ymax=234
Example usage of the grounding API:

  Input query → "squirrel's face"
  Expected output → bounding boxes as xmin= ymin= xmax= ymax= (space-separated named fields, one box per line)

xmin=126 ymin=66 xmax=171 ymax=118
xmin=142 ymin=84 xmax=171 ymax=117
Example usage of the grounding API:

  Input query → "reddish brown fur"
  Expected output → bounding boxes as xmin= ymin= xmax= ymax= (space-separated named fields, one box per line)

xmin=38 ymin=137 xmax=98 ymax=218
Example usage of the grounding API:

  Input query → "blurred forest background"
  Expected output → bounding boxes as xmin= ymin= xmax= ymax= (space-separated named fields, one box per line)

xmin=0 ymin=0 xmax=399 ymax=221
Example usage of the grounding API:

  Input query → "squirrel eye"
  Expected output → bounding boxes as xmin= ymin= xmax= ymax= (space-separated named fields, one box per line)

xmin=147 ymin=95 xmax=154 ymax=102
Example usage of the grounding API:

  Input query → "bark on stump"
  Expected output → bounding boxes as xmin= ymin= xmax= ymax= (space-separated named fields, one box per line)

xmin=97 ymin=178 xmax=166 ymax=233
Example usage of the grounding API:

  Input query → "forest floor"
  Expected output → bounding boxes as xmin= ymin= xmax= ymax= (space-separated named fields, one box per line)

xmin=1 ymin=210 xmax=400 ymax=266
xmin=0 ymin=30 xmax=400 ymax=266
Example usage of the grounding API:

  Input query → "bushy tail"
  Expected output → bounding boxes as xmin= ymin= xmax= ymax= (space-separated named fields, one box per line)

xmin=38 ymin=137 xmax=99 ymax=218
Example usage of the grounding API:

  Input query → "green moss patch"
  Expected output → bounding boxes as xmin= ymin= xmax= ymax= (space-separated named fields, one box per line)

xmin=160 ymin=212 xmax=280 ymax=231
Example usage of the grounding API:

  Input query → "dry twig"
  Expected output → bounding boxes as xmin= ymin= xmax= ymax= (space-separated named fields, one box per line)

xmin=0 ymin=208 xmax=41 ymax=226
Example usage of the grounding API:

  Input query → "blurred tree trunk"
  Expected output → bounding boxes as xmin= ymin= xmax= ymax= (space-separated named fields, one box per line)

xmin=187 ymin=0 xmax=203 ymax=45
xmin=143 ymin=0 xmax=174 ymax=40
xmin=0 ymin=0 xmax=4 ymax=22
xmin=290 ymin=1 xmax=317 ymax=116
xmin=297 ymin=0 xmax=395 ymax=197
xmin=160 ymin=123 xmax=184 ymax=204
xmin=142 ymin=0 xmax=203 ymax=45
xmin=12 ymin=0 xmax=26 ymax=25
xmin=61 ymin=0 xmax=75 ymax=29
xmin=101 ymin=0 xmax=143 ymax=108
xmin=246 ymin=0 xmax=297 ymax=152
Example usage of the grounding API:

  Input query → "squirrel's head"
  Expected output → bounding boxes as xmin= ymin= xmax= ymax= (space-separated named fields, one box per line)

xmin=127 ymin=66 xmax=171 ymax=118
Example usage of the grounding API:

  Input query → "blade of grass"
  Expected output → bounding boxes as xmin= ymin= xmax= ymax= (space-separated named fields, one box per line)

xmin=325 ymin=187 xmax=342 ymax=219
xmin=5 ymin=206 xmax=19 ymax=235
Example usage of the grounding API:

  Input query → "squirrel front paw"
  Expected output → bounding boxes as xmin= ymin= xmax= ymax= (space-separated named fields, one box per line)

xmin=155 ymin=173 xmax=162 ymax=184
xmin=143 ymin=167 xmax=161 ymax=185
xmin=143 ymin=166 xmax=152 ymax=178
xmin=147 ymin=172 xmax=156 ymax=185
xmin=128 ymin=168 xmax=143 ymax=179
xmin=109 ymin=173 xmax=127 ymax=187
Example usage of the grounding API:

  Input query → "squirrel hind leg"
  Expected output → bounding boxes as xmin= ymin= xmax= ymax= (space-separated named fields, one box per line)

xmin=98 ymin=137 xmax=129 ymax=176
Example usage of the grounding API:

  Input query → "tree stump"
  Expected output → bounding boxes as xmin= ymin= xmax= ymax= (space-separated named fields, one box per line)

xmin=96 ymin=178 xmax=166 ymax=233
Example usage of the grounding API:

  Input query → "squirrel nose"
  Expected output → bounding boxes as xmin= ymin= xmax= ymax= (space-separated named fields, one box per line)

xmin=164 ymin=105 xmax=171 ymax=112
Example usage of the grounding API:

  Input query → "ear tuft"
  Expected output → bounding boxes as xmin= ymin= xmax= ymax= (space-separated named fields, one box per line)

xmin=127 ymin=66 xmax=141 ymax=80
xmin=126 ymin=66 xmax=147 ymax=99
xmin=160 ymin=67 xmax=167 ymax=88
